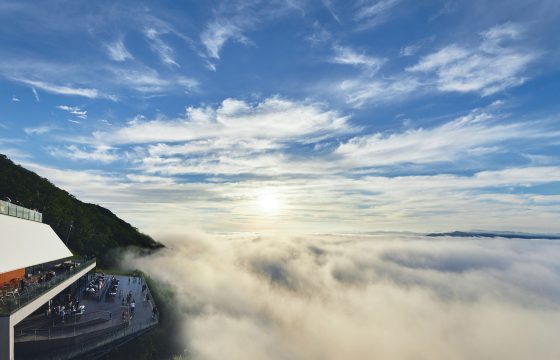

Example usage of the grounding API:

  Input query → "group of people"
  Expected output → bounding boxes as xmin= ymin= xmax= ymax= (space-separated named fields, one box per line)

xmin=85 ymin=273 xmax=105 ymax=297
xmin=121 ymin=289 xmax=136 ymax=322
xmin=35 ymin=270 xmax=56 ymax=284
xmin=49 ymin=295 xmax=84 ymax=323
xmin=108 ymin=276 xmax=120 ymax=298
xmin=114 ymin=275 xmax=157 ymax=323
xmin=16 ymin=270 xmax=56 ymax=293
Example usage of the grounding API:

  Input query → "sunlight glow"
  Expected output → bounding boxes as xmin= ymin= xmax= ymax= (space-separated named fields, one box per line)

xmin=258 ymin=189 xmax=282 ymax=214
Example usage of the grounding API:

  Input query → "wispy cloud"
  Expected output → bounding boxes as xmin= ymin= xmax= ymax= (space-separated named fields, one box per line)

xmin=31 ymin=87 xmax=40 ymax=102
xmin=332 ymin=22 xmax=539 ymax=107
xmin=11 ymin=95 xmax=19 ymax=102
xmin=56 ymin=105 xmax=87 ymax=119
xmin=13 ymin=78 xmax=116 ymax=101
xmin=407 ymin=23 xmax=537 ymax=96
xmin=354 ymin=0 xmax=401 ymax=30
xmin=305 ymin=21 xmax=332 ymax=46
xmin=335 ymin=109 xmax=557 ymax=168
xmin=144 ymin=28 xmax=179 ymax=67
xmin=108 ymin=66 xmax=198 ymax=93
xmin=49 ymin=144 xmax=118 ymax=163
xmin=399 ymin=36 xmax=436 ymax=56
xmin=336 ymin=75 xmax=423 ymax=107
xmin=201 ymin=21 xmax=250 ymax=60
xmin=24 ymin=126 xmax=51 ymax=135
xmin=322 ymin=0 xmax=341 ymax=23
xmin=331 ymin=45 xmax=385 ymax=73
xmin=104 ymin=37 xmax=134 ymax=62
xmin=199 ymin=1 xmax=301 ymax=66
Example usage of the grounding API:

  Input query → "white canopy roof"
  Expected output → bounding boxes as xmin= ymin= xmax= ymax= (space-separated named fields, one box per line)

xmin=0 ymin=214 xmax=73 ymax=274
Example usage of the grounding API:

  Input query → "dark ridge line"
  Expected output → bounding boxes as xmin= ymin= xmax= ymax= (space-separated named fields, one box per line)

xmin=427 ymin=231 xmax=560 ymax=240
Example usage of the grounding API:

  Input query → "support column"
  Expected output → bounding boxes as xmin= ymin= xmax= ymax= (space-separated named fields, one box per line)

xmin=0 ymin=316 xmax=13 ymax=360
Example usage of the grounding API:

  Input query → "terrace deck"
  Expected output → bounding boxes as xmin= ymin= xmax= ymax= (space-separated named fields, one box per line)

xmin=14 ymin=275 xmax=158 ymax=360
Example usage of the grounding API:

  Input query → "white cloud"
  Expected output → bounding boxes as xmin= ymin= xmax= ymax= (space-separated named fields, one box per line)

xmin=305 ymin=21 xmax=332 ymax=46
xmin=125 ymin=173 xmax=175 ymax=185
xmin=92 ymin=97 xmax=353 ymax=145
xmin=399 ymin=36 xmax=436 ymax=57
xmin=31 ymin=87 xmax=40 ymax=102
xmin=83 ymin=97 xmax=354 ymax=176
xmin=331 ymin=46 xmax=385 ymax=73
xmin=399 ymin=44 xmax=419 ymax=56
xmin=56 ymin=105 xmax=87 ymax=119
xmin=123 ymin=231 xmax=560 ymax=360
xmin=337 ymin=75 xmax=423 ymax=107
xmin=109 ymin=66 xmax=200 ymax=94
xmin=198 ymin=1 xmax=300 ymax=65
xmin=20 ymin=162 xmax=127 ymax=204
xmin=407 ymin=23 xmax=537 ymax=96
xmin=333 ymin=23 xmax=539 ymax=107
xmin=354 ymin=0 xmax=401 ymax=30
xmin=13 ymin=78 xmax=116 ymax=100
xmin=335 ymin=109 xmax=560 ymax=169
xmin=322 ymin=0 xmax=341 ymax=23
xmin=11 ymin=95 xmax=19 ymax=102
xmin=200 ymin=21 xmax=249 ymax=60
xmin=24 ymin=126 xmax=51 ymax=135
xmin=109 ymin=67 xmax=198 ymax=93
xmin=49 ymin=144 xmax=118 ymax=163
xmin=144 ymin=28 xmax=179 ymax=67
xmin=104 ymin=38 xmax=134 ymax=62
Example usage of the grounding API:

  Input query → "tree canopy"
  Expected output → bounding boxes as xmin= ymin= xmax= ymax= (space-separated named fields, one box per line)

xmin=0 ymin=154 xmax=163 ymax=265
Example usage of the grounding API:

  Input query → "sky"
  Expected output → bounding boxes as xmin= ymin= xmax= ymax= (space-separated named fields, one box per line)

xmin=0 ymin=0 xmax=559 ymax=235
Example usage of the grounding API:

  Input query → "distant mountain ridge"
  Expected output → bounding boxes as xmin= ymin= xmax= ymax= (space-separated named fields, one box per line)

xmin=427 ymin=230 xmax=560 ymax=240
xmin=0 ymin=154 xmax=163 ymax=265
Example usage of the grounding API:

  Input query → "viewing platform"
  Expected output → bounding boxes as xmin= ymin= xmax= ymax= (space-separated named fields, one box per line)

xmin=1 ymin=203 xmax=159 ymax=359
xmin=14 ymin=274 xmax=159 ymax=360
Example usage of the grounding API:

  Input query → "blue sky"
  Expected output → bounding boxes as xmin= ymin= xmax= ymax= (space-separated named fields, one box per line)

xmin=0 ymin=0 xmax=559 ymax=234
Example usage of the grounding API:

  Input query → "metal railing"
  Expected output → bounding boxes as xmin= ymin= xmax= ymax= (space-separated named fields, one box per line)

xmin=0 ymin=200 xmax=42 ymax=222
xmin=15 ymin=310 xmax=113 ymax=340
xmin=39 ymin=317 xmax=159 ymax=360
xmin=0 ymin=259 xmax=96 ymax=315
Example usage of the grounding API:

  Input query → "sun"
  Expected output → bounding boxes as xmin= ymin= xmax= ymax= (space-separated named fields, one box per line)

xmin=258 ymin=189 xmax=282 ymax=214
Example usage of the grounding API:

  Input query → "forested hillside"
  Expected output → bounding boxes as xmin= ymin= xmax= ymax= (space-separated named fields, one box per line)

xmin=0 ymin=154 xmax=163 ymax=264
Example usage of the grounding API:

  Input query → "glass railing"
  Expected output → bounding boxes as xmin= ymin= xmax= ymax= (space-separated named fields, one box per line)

xmin=0 ymin=258 xmax=96 ymax=315
xmin=0 ymin=200 xmax=42 ymax=222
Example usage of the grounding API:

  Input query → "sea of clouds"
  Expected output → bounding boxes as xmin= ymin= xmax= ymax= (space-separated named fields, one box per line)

xmin=124 ymin=231 xmax=560 ymax=360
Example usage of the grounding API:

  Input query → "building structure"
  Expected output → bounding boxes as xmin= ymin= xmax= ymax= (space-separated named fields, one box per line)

xmin=0 ymin=200 xmax=96 ymax=360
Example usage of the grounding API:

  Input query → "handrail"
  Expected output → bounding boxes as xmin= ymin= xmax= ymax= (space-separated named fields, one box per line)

xmin=0 ymin=258 xmax=96 ymax=315
xmin=15 ymin=310 xmax=113 ymax=340
xmin=38 ymin=317 xmax=159 ymax=359
xmin=0 ymin=199 xmax=42 ymax=222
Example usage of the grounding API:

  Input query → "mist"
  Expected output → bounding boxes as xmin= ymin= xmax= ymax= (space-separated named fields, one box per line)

xmin=124 ymin=231 xmax=560 ymax=360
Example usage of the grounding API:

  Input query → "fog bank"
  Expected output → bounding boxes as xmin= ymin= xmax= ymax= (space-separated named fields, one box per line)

xmin=124 ymin=231 xmax=560 ymax=360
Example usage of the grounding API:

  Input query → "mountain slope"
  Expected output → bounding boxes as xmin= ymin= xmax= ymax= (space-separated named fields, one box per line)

xmin=0 ymin=154 xmax=163 ymax=265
